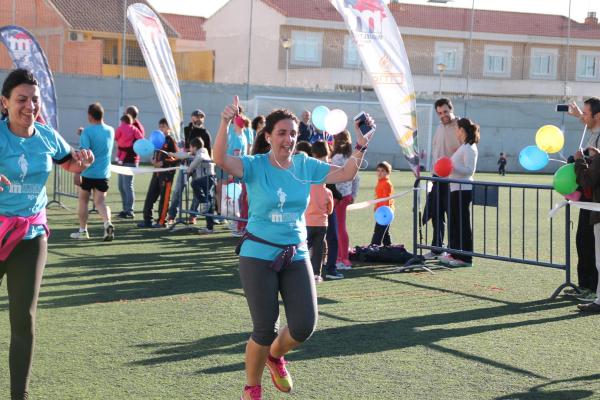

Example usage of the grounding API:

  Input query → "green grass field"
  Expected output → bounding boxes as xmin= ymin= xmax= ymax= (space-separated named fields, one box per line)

xmin=0 ymin=170 xmax=598 ymax=400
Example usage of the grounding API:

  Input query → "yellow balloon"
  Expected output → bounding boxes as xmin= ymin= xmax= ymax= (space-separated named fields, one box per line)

xmin=535 ymin=125 xmax=564 ymax=154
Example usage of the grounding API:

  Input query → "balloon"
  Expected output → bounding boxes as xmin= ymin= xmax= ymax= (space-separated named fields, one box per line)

xmin=324 ymin=109 xmax=348 ymax=135
xmin=375 ymin=206 xmax=394 ymax=225
xmin=150 ymin=130 xmax=165 ymax=149
xmin=133 ymin=138 xmax=155 ymax=158
xmin=226 ymin=182 xmax=242 ymax=201
xmin=518 ymin=145 xmax=549 ymax=171
xmin=553 ymin=163 xmax=578 ymax=195
xmin=535 ymin=125 xmax=564 ymax=154
xmin=433 ymin=157 xmax=453 ymax=177
xmin=565 ymin=191 xmax=581 ymax=201
xmin=311 ymin=106 xmax=329 ymax=131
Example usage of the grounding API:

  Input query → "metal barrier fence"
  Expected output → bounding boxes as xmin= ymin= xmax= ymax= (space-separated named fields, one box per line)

xmin=400 ymin=176 xmax=574 ymax=299
xmin=46 ymin=166 xmax=79 ymax=209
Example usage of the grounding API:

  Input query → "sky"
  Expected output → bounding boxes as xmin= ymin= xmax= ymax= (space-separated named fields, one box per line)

xmin=147 ymin=0 xmax=599 ymax=22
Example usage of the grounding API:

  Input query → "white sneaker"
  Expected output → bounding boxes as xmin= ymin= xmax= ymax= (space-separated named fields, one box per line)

xmin=423 ymin=251 xmax=440 ymax=260
xmin=70 ymin=230 xmax=89 ymax=240
xmin=439 ymin=254 xmax=454 ymax=264
xmin=197 ymin=228 xmax=214 ymax=234
xmin=103 ymin=223 xmax=114 ymax=242
xmin=336 ymin=262 xmax=352 ymax=271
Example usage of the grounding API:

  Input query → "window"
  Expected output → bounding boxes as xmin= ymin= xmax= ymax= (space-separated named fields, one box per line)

xmin=530 ymin=48 xmax=557 ymax=79
xmin=344 ymin=35 xmax=361 ymax=68
xmin=102 ymin=39 xmax=118 ymax=65
xmin=126 ymin=40 xmax=145 ymax=67
xmin=484 ymin=45 xmax=512 ymax=77
xmin=434 ymin=42 xmax=463 ymax=75
xmin=290 ymin=31 xmax=323 ymax=67
xmin=576 ymin=51 xmax=600 ymax=81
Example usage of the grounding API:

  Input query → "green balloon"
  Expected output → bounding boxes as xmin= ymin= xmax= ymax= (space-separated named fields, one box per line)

xmin=553 ymin=163 xmax=578 ymax=195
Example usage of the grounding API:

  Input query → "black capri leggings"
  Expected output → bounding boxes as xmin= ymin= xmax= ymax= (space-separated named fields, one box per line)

xmin=239 ymin=256 xmax=318 ymax=346
xmin=0 ymin=235 xmax=47 ymax=400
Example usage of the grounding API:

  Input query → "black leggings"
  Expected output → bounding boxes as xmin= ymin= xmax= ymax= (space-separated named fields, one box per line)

xmin=239 ymin=257 xmax=318 ymax=346
xmin=0 ymin=236 xmax=47 ymax=400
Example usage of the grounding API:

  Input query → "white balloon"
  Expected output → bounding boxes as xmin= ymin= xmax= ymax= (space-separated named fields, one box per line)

xmin=324 ymin=109 xmax=348 ymax=135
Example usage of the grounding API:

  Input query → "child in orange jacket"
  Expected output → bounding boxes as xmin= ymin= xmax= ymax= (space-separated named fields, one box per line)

xmin=371 ymin=161 xmax=394 ymax=246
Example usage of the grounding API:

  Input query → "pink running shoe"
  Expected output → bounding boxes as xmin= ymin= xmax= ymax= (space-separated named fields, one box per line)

xmin=241 ymin=385 xmax=262 ymax=400
xmin=266 ymin=354 xmax=293 ymax=393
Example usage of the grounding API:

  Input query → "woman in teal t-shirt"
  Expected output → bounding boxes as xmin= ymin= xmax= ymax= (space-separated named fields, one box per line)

xmin=214 ymin=96 xmax=374 ymax=400
xmin=0 ymin=69 xmax=94 ymax=400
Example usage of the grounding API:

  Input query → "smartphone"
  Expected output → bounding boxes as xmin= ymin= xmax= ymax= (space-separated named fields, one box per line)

xmin=353 ymin=111 xmax=375 ymax=136
xmin=556 ymin=104 xmax=569 ymax=112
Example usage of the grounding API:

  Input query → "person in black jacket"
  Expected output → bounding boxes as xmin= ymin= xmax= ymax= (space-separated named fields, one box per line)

xmin=184 ymin=109 xmax=212 ymax=156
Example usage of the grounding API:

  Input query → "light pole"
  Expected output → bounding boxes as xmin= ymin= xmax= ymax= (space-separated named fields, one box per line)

xmin=281 ymin=37 xmax=292 ymax=87
xmin=437 ymin=62 xmax=446 ymax=96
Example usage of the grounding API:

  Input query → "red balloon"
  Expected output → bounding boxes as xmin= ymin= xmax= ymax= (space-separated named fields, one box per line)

xmin=434 ymin=157 xmax=453 ymax=177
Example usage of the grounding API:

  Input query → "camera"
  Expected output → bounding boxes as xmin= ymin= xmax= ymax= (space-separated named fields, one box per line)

xmin=556 ymin=104 xmax=569 ymax=112
xmin=353 ymin=111 xmax=375 ymax=137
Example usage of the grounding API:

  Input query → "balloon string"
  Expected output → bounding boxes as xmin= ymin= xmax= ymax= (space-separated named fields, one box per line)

xmin=549 ymin=158 xmax=567 ymax=164
xmin=558 ymin=152 xmax=567 ymax=161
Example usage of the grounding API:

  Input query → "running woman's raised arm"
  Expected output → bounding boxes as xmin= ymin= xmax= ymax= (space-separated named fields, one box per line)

xmin=213 ymin=95 xmax=244 ymax=178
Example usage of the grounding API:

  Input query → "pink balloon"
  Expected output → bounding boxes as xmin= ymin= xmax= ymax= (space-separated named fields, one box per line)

xmin=565 ymin=191 xmax=581 ymax=201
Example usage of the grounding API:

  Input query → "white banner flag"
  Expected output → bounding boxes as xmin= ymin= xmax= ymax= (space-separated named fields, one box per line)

xmin=331 ymin=0 xmax=420 ymax=176
xmin=127 ymin=3 xmax=183 ymax=142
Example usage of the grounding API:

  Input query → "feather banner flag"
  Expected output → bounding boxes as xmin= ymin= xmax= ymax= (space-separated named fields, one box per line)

xmin=127 ymin=3 xmax=183 ymax=142
xmin=330 ymin=0 xmax=420 ymax=176
xmin=0 ymin=25 xmax=59 ymax=130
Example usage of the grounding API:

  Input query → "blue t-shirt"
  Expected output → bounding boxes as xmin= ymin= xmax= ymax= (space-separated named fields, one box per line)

xmin=0 ymin=120 xmax=71 ymax=238
xmin=244 ymin=128 xmax=255 ymax=148
xmin=80 ymin=123 xmax=115 ymax=179
xmin=240 ymin=152 xmax=330 ymax=261
xmin=227 ymin=126 xmax=248 ymax=157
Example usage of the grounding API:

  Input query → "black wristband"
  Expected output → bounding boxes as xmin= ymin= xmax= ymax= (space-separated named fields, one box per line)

xmin=354 ymin=144 xmax=367 ymax=153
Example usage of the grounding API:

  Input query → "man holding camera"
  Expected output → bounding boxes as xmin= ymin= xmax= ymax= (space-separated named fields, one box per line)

xmin=568 ymin=98 xmax=600 ymax=302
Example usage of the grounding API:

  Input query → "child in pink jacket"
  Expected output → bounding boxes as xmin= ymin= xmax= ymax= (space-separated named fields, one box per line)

xmin=306 ymin=141 xmax=334 ymax=283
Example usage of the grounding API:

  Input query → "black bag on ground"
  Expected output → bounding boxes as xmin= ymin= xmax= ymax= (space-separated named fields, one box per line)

xmin=349 ymin=244 xmax=414 ymax=264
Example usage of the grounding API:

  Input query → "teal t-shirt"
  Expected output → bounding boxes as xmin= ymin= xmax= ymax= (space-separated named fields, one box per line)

xmin=0 ymin=120 xmax=71 ymax=238
xmin=227 ymin=126 xmax=248 ymax=157
xmin=80 ymin=123 xmax=115 ymax=179
xmin=240 ymin=152 xmax=330 ymax=261
xmin=244 ymin=128 xmax=255 ymax=148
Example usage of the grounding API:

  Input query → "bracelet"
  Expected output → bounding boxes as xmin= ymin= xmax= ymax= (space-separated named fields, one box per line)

xmin=354 ymin=144 xmax=367 ymax=153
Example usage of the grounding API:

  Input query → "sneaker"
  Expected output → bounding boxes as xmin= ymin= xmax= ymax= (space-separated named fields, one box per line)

xmin=123 ymin=212 xmax=135 ymax=219
xmin=103 ymin=223 xmax=114 ymax=242
xmin=265 ymin=354 xmax=293 ymax=393
xmin=325 ymin=272 xmax=344 ymax=280
xmin=577 ymin=302 xmax=600 ymax=313
xmin=213 ymin=218 xmax=223 ymax=225
xmin=576 ymin=291 xmax=598 ymax=302
xmin=439 ymin=254 xmax=455 ymax=264
xmin=448 ymin=258 xmax=472 ymax=268
xmin=240 ymin=385 xmax=262 ymax=400
xmin=152 ymin=223 xmax=166 ymax=229
xmin=189 ymin=217 xmax=197 ymax=225
xmin=70 ymin=230 xmax=89 ymax=240
xmin=336 ymin=262 xmax=352 ymax=271
xmin=137 ymin=221 xmax=152 ymax=228
xmin=116 ymin=211 xmax=128 ymax=219
xmin=423 ymin=251 xmax=441 ymax=260
xmin=197 ymin=228 xmax=214 ymax=234
xmin=231 ymin=229 xmax=245 ymax=238
xmin=314 ymin=275 xmax=323 ymax=283
xmin=166 ymin=219 xmax=176 ymax=228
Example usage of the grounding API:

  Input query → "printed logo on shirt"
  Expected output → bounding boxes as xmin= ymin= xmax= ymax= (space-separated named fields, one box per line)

xmin=270 ymin=210 xmax=299 ymax=225
xmin=276 ymin=187 xmax=287 ymax=212
xmin=18 ymin=153 xmax=28 ymax=182
xmin=9 ymin=183 xmax=42 ymax=196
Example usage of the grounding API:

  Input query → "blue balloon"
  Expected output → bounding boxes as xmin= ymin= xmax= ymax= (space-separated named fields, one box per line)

xmin=226 ymin=183 xmax=242 ymax=201
xmin=150 ymin=130 xmax=166 ymax=149
xmin=133 ymin=138 xmax=155 ymax=159
xmin=375 ymin=206 xmax=394 ymax=225
xmin=311 ymin=106 xmax=330 ymax=131
xmin=519 ymin=145 xmax=549 ymax=171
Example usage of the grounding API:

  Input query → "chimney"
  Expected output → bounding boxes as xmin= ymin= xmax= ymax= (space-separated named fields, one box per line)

xmin=585 ymin=11 xmax=598 ymax=25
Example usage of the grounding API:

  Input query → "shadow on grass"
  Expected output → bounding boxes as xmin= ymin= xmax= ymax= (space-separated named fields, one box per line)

xmin=495 ymin=373 xmax=600 ymax=399
xmin=131 ymin=290 xmax=579 ymax=378
xmin=0 ymin=227 xmax=244 ymax=310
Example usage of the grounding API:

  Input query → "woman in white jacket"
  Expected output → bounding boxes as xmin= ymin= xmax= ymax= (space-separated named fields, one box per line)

xmin=443 ymin=118 xmax=479 ymax=268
